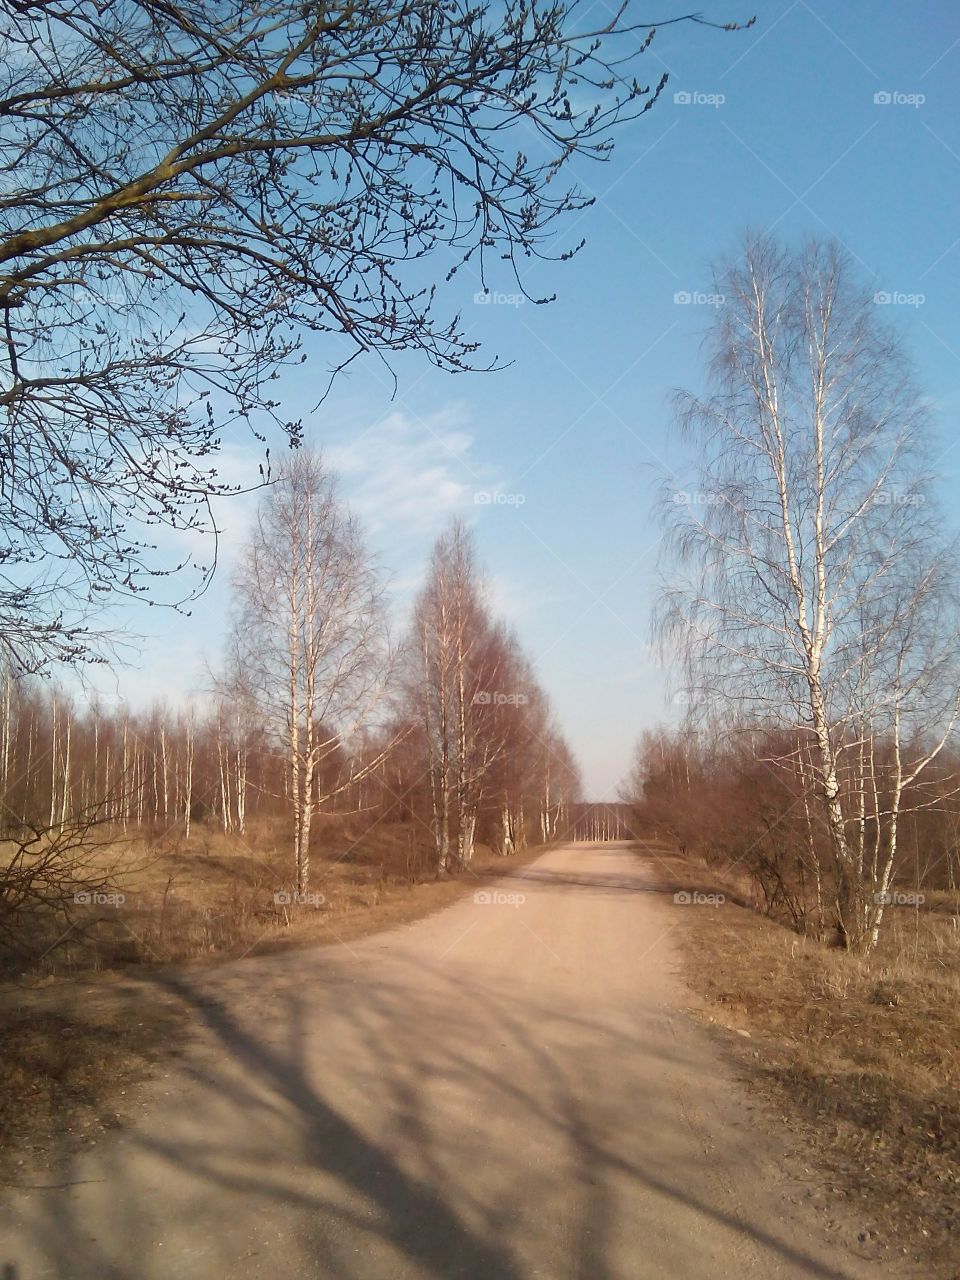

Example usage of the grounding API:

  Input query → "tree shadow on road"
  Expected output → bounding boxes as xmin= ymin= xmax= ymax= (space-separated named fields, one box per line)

xmin=2 ymin=932 xmax=861 ymax=1280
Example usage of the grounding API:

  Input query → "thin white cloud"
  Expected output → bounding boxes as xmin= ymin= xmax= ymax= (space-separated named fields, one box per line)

xmin=326 ymin=406 xmax=492 ymax=536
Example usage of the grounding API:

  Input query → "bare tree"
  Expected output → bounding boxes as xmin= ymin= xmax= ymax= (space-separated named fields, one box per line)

xmin=225 ymin=449 xmax=393 ymax=892
xmin=409 ymin=522 xmax=482 ymax=871
xmin=410 ymin=535 xmax=457 ymax=873
xmin=0 ymin=1 xmax=751 ymax=673
xmin=659 ymin=235 xmax=960 ymax=952
xmin=408 ymin=521 xmax=509 ymax=870
xmin=406 ymin=520 xmax=576 ymax=869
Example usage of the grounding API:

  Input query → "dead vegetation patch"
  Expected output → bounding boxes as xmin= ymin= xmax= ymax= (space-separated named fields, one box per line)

xmin=634 ymin=841 xmax=960 ymax=1277
xmin=0 ymin=822 xmax=548 ymax=1170
xmin=2 ymin=817 xmax=513 ymax=975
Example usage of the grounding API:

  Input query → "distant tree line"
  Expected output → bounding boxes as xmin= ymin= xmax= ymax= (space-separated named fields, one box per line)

xmin=0 ymin=453 xmax=581 ymax=906
xmin=623 ymin=726 xmax=960 ymax=942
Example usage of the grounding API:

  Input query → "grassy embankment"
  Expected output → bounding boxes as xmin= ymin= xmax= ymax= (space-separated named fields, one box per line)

xmin=633 ymin=837 xmax=960 ymax=1275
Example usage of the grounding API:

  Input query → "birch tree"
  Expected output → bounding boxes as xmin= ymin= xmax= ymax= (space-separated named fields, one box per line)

xmin=409 ymin=522 xmax=505 ymax=870
xmin=225 ymin=450 xmax=393 ymax=893
xmin=659 ymin=235 xmax=960 ymax=952
xmin=410 ymin=547 xmax=456 ymax=873
xmin=406 ymin=522 xmax=575 ymax=868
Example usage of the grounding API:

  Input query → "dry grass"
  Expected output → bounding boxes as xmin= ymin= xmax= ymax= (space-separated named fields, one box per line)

xmin=0 ymin=820 xmax=550 ymax=1172
xmin=635 ymin=841 xmax=960 ymax=1276
xmin=2 ymin=816 xmax=495 ymax=974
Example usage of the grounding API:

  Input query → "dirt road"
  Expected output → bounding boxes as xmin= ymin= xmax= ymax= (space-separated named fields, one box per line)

xmin=0 ymin=842 xmax=889 ymax=1278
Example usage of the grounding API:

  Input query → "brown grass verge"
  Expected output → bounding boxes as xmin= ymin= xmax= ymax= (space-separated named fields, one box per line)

xmin=633 ymin=839 xmax=960 ymax=1278
xmin=0 ymin=828 xmax=551 ymax=1175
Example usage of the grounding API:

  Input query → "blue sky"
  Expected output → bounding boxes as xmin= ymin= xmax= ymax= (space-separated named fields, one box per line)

xmin=86 ymin=0 xmax=960 ymax=798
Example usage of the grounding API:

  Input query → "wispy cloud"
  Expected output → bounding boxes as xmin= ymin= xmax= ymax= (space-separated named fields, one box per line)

xmin=326 ymin=406 xmax=492 ymax=537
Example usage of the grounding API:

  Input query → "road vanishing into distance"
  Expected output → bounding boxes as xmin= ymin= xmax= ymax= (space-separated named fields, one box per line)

xmin=1 ymin=842 xmax=890 ymax=1279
